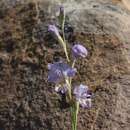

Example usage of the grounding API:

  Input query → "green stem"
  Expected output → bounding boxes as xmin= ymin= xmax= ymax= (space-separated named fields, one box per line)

xmin=72 ymin=59 xmax=76 ymax=68
xmin=62 ymin=14 xmax=66 ymax=42
xmin=74 ymin=102 xmax=79 ymax=130
xmin=58 ymin=9 xmax=70 ymax=62
xmin=71 ymin=106 xmax=75 ymax=130
xmin=65 ymin=79 xmax=72 ymax=100
xmin=71 ymin=102 xmax=79 ymax=130
xmin=69 ymin=59 xmax=76 ymax=84
xmin=58 ymin=36 xmax=70 ymax=62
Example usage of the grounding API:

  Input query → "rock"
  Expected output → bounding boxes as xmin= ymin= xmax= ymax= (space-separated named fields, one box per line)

xmin=0 ymin=0 xmax=130 ymax=130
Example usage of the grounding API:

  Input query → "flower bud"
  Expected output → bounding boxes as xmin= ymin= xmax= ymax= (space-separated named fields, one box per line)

xmin=72 ymin=44 xmax=88 ymax=58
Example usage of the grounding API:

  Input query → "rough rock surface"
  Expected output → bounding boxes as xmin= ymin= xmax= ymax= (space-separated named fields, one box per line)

xmin=0 ymin=0 xmax=130 ymax=130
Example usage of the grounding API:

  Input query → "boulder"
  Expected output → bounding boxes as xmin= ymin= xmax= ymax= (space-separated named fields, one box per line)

xmin=0 ymin=0 xmax=130 ymax=130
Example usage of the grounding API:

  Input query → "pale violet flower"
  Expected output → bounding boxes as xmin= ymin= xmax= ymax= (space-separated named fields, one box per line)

xmin=48 ymin=25 xmax=60 ymax=36
xmin=73 ymin=84 xmax=92 ymax=108
xmin=48 ymin=61 xmax=76 ymax=83
xmin=55 ymin=84 xmax=68 ymax=94
xmin=72 ymin=44 xmax=88 ymax=58
xmin=59 ymin=5 xmax=64 ymax=14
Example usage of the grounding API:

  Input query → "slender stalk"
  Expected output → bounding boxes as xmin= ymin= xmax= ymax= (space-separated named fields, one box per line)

xmin=58 ymin=7 xmax=70 ymax=62
xmin=72 ymin=59 xmax=76 ymax=68
xmin=74 ymin=102 xmax=79 ymax=130
xmin=60 ymin=9 xmax=79 ymax=130
xmin=65 ymin=79 xmax=72 ymax=100
xmin=71 ymin=101 xmax=79 ymax=130
xmin=71 ymin=106 xmax=75 ymax=130
xmin=65 ymin=78 xmax=79 ymax=130
xmin=62 ymin=12 xmax=66 ymax=42
xmin=58 ymin=36 xmax=70 ymax=62
xmin=69 ymin=59 xmax=76 ymax=84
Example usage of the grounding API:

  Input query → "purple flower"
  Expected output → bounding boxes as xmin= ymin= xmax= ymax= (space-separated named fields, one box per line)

xmin=73 ymin=84 xmax=92 ymax=108
xmin=78 ymin=98 xmax=91 ymax=108
xmin=55 ymin=84 xmax=68 ymax=94
xmin=63 ymin=67 xmax=76 ymax=77
xmin=72 ymin=44 xmax=88 ymax=58
xmin=48 ymin=61 xmax=76 ymax=83
xmin=48 ymin=25 xmax=60 ymax=36
xmin=59 ymin=5 xmax=64 ymax=14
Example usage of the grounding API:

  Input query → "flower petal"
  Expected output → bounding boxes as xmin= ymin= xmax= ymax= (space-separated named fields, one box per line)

xmin=72 ymin=44 xmax=88 ymax=58
xmin=48 ymin=25 xmax=59 ymax=36
xmin=55 ymin=84 xmax=68 ymax=94
xmin=73 ymin=84 xmax=92 ymax=108
xmin=48 ymin=61 xmax=76 ymax=83
xmin=79 ymin=98 xmax=92 ymax=108
xmin=63 ymin=68 xmax=76 ymax=77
